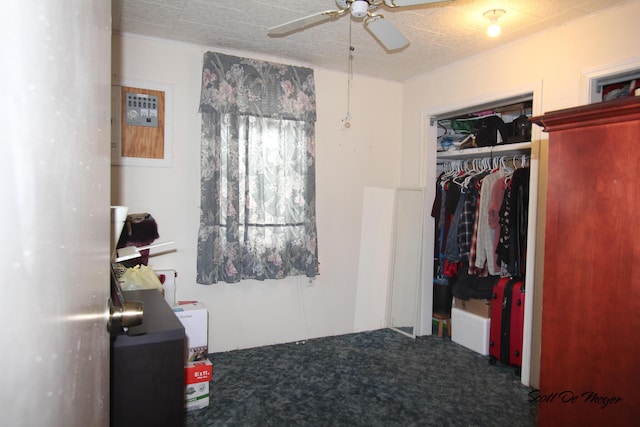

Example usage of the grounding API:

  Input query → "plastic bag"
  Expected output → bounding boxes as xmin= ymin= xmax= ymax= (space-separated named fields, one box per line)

xmin=120 ymin=264 xmax=164 ymax=293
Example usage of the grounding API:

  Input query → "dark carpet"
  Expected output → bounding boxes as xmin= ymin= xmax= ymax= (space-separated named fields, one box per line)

xmin=185 ymin=328 xmax=537 ymax=426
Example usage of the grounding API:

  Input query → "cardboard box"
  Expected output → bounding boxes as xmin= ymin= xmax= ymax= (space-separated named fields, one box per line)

xmin=185 ymin=359 xmax=213 ymax=384
xmin=184 ymin=359 xmax=212 ymax=411
xmin=451 ymin=307 xmax=491 ymax=356
xmin=454 ymin=297 xmax=491 ymax=318
xmin=173 ymin=302 xmax=208 ymax=361
xmin=185 ymin=380 xmax=209 ymax=411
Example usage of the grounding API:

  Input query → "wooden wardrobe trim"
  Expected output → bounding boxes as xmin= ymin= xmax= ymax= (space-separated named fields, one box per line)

xmin=530 ymin=96 xmax=640 ymax=132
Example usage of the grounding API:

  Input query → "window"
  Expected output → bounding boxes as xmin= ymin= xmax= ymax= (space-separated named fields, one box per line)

xmin=197 ymin=52 xmax=319 ymax=284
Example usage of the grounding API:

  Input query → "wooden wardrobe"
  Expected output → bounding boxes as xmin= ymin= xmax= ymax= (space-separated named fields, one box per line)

xmin=531 ymin=96 xmax=640 ymax=426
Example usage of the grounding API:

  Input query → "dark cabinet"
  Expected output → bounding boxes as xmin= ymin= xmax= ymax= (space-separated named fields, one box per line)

xmin=111 ymin=289 xmax=185 ymax=427
xmin=531 ymin=97 xmax=640 ymax=426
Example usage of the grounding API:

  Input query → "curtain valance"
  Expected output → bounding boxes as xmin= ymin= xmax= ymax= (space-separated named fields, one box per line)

xmin=199 ymin=51 xmax=316 ymax=122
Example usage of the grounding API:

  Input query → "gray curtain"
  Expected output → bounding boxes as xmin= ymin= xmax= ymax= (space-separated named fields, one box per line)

xmin=197 ymin=52 xmax=319 ymax=284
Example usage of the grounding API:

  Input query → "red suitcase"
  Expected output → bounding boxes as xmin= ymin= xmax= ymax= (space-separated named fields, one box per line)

xmin=489 ymin=277 xmax=525 ymax=372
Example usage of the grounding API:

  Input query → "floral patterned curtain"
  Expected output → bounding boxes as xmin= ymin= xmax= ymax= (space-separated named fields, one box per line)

xmin=197 ymin=52 xmax=319 ymax=284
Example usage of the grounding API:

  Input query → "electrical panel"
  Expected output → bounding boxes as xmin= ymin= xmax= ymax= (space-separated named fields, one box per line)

xmin=119 ymin=85 xmax=165 ymax=160
xmin=125 ymin=92 xmax=159 ymax=127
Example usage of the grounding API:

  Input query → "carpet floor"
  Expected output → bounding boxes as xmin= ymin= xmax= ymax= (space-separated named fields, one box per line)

xmin=185 ymin=328 xmax=537 ymax=426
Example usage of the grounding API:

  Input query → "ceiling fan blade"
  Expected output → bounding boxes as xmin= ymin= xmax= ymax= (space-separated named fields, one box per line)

xmin=385 ymin=0 xmax=448 ymax=6
xmin=365 ymin=17 xmax=409 ymax=51
xmin=267 ymin=10 xmax=342 ymax=36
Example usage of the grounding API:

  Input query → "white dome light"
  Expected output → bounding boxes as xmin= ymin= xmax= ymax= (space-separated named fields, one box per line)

xmin=483 ymin=9 xmax=505 ymax=38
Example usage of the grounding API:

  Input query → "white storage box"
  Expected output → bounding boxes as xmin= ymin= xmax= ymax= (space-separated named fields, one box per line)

xmin=451 ymin=307 xmax=491 ymax=356
xmin=173 ymin=302 xmax=208 ymax=361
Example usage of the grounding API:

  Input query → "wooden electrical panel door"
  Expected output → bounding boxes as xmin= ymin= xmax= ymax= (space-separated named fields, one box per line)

xmin=531 ymin=97 xmax=640 ymax=427
xmin=120 ymin=86 xmax=165 ymax=159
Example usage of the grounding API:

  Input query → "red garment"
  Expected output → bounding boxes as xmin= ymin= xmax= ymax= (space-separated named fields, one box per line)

xmin=443 ymin=260 xmax=461 ymax=277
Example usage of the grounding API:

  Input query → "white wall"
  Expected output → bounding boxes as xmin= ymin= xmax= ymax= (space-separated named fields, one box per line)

xmin=111 ymin=34 xmax=402 ymax=352
xmin=401 ymin=1 xmax=640 ymax=387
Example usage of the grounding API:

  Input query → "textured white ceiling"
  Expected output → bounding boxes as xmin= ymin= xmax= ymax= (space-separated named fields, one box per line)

xmin=112 ymin=0 xmax=629 ymax=82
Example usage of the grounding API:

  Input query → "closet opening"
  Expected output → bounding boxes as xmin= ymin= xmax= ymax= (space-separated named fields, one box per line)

xmin=422 ymin=91 xmax=539 ymax=387
xmin=589 ymin=69 xmax=640 ymax=103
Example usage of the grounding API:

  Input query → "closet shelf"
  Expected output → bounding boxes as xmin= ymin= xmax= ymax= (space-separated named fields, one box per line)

xmin=437 ymin=141 xmax=531 ymax=160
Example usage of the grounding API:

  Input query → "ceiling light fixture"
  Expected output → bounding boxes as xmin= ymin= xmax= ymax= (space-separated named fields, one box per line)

xmin=351 ymin=0 xmax=370 ymax=19
xmin=483 ymin=9 xmax=505 ymax=37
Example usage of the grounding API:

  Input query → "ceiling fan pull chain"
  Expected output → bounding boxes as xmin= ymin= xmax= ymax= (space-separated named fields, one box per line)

xmin=343 ymin=18 xmax=354 ymax=129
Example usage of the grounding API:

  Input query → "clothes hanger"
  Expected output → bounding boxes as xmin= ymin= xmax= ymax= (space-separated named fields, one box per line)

xmin=452 ymin=159 xmax=473 ymax=187
xmin=461 ymin=158 xmax=483 ymax=189
xmin=440 ymin=160 xmax=461 ymax=188
xmin=503 ymin=156 xmax=515 ymax=188
xmin=501 ymin=156 xmax=514 ymax=175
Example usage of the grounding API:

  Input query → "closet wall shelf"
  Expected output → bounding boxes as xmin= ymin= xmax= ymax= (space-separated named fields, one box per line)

xmin=437 ymin=141 xmax=531 ymax=160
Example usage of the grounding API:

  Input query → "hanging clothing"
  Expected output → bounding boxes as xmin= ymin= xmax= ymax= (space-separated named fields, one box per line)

xmin=487 ymin=175 xmax=506 ymax=274
xmin=497 ymin=167 xmax=530 ymax=276
xmin=445 ymin=190 xmax=468 ymax=262
xmin=474 ymin=170 xmax=505 ymax=274
xmin=467 ymin=186 xmax=488 ymax=277
xmin=442 ymin=178 xmax=461 ymax=255
xmin=433 ymin=158 xmax=530 ymax=288
xmin=457 ymin=173 xmax=484 ymax=259
xmin=431 ymin=172 xmax=444 ymax=256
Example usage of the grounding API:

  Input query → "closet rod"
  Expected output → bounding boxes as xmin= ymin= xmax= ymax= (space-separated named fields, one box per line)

xmin=437 ymin=154 xmax=528 ymax=168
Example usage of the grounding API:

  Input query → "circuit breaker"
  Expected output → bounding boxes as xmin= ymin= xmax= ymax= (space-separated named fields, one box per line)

xmin=125 ymin=92 xmax=159 ymax=127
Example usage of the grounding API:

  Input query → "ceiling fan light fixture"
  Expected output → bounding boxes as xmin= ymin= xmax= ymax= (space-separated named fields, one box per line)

xmin=483 ymin=9 xmax=505 ymax=37
xmin=351 ymin=0 xmax=370 ymax=18
xmin=269 ymin=0 xmax=449 ymax=51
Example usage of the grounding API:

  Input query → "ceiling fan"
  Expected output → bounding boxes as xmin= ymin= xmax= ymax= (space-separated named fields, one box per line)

xmin=267 ymin=0 xmax=450 ymax=51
